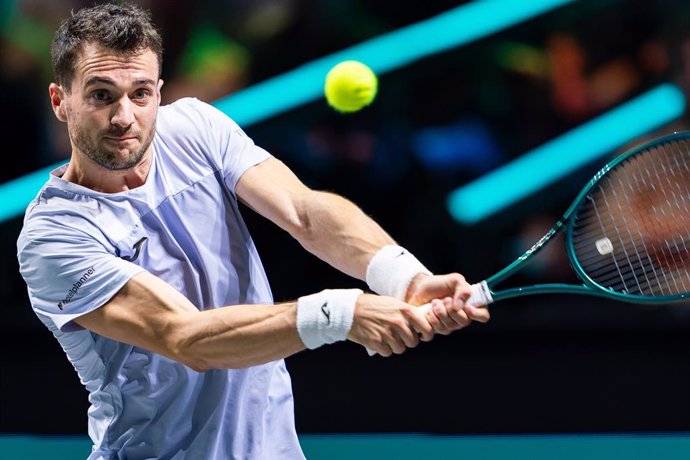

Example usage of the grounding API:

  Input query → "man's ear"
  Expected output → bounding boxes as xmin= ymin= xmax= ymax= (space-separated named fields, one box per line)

xmin=49 ymin=83 xmax=68 ymax=122
xmin=157 ymin=79 xmax=164 ymax=106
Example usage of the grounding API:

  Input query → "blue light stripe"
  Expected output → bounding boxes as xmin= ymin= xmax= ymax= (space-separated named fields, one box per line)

xmin=0 ymin=164 xmax=64 ymax=222
xmin=447 ymin=83 xmax=687 ymax=224
xmin=214 ymin=0 xmax=572 ymax=126
xmin=0 ymin=0 xmax=573 ymax=223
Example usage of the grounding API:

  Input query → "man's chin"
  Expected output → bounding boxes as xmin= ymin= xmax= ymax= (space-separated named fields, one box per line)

xmin=106 ymin=161 xmax=140 ymax=171
xmin=93 ymin=150 xmax=145 ymax=171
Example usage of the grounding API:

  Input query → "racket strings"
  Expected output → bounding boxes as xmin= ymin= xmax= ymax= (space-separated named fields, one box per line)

xmin=621 ymin=146 xmax=690 ymax=293
xmin=571 ymin=139 xmax=690 ymax=297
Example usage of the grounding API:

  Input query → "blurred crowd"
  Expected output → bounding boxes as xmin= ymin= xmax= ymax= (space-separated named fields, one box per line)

xmin=3 ymin=0 xmax=690 ymax=437
xmin=2 ymin=0 xmax=690 ymax=327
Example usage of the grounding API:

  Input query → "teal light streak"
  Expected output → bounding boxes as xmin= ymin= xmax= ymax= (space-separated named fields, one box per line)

xmin=0 ymin=0 xmax=573 ymax=223
xmin=447 ymin=83 xmax=687 ymax=224
xmin=0 ymin=164 xmax=64 ymax=223
xmin=4 ymin=433 xmax=690 ymax=460
xmin=214 ymin=0 xmax=572 ymax=126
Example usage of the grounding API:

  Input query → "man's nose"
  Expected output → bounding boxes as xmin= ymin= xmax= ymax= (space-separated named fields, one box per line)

xmin=110 ymin=97 xmax=135 ymax=129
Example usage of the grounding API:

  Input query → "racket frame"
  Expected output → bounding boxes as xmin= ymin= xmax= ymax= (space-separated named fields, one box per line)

xmin=482 ymin=131 xmax=690 ymax=305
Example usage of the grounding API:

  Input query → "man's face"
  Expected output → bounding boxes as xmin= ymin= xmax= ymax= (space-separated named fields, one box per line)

xmin=52 ymin=43 xmax=163 ymax=171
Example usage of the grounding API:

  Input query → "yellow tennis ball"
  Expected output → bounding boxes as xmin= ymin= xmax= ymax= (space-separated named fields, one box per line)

xmin=324 ymin=61 xmax=378 ymax=113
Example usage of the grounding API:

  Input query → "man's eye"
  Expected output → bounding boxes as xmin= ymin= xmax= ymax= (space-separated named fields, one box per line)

xmin=133 ymin=90 xmax=150 ymax=99
xmin=92 ymin=91 xmax=110 ymax=101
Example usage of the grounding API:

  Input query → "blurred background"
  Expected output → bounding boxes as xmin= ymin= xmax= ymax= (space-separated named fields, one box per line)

xmin=1 ymin=0 xmax=690 ymax=457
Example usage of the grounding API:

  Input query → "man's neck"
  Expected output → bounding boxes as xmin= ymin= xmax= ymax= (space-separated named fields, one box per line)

xmin=62 ymin=149 xmax=153 ymax=193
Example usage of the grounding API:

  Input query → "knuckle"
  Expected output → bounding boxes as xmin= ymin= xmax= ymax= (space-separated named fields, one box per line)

xmin=392 ymin=341 xmax=406 ymax=354
xmin=417 ymin=322 xmax=432 ymax=334
xmin=453 ymin=310 xmax=470 ymax=321
xmin=460 ymin=318 xmax=472 ymax=327
xmin=392 ymin=318 xmax=407 ymax=330
xmin=470 ymin=308 xmax=490 ymax=322
xmin=400 ymin=305 xmax=416 ymax=318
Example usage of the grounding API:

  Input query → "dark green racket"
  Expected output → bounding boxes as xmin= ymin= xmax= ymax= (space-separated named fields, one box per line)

xmin=369 ymin=132 xmax=690 ymax=354
xmin=461 ymin=131 xmax=690 ymax=307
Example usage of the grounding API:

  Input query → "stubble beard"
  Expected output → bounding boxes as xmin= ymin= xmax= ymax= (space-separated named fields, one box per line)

xmin=72 ymin=123 xmax=156 ymax=171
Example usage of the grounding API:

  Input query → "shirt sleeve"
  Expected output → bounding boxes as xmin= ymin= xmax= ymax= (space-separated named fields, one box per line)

xmin=18 ymin=226 xmax=145 ymax=332
xmin=179 ymin=98 xmax=272 ymax=192
xmin=220 ymin=117 xmax=271 ymax=192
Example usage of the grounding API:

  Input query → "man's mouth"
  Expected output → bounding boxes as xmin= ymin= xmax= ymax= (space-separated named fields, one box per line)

xmin=103 ymin=135 xmax=139 ymax=144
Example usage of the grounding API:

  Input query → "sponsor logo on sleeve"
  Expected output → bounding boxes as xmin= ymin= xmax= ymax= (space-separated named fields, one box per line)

xmin=57 ymin=266 xmax=96 ymax=310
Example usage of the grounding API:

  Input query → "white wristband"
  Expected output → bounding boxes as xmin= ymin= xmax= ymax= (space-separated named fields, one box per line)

xmin=365 ymin=245 xmax=432 ymax=300
xmin=296 ymin=288 xmax=362 ymax=349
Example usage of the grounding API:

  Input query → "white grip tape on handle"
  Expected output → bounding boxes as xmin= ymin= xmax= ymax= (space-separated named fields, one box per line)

xmin=468 ymin=281 xmax=493 ymax=307
xmin=366 ymin=281 xmax=492 ymax=356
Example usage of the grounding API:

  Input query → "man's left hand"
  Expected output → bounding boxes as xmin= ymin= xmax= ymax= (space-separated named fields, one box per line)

xmin=404 ymin=273 xmax=490 ymax=336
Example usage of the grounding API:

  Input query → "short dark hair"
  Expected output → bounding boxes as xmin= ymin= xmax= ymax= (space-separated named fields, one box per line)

xmin=51 ymin=2 xmax=163 ymax=90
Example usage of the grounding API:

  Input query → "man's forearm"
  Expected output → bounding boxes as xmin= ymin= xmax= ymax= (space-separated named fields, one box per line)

xmin=174 ymin=302 xmax=306 ymax=370
xmin=292 ymin=191 xmax=396 ymax=279
xmin=75 ymin=272 xmax=307 ymax=371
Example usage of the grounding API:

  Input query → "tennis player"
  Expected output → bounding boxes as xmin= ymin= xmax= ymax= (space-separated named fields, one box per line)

xmin=17 ymin=3 xmax=489 ymax=459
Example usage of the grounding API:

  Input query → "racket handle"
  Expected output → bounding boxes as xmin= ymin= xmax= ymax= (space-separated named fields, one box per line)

xmin=468 ymin=280 xmax=493 ymax=307
xmin=365 ymin=281 xmax=492 ymax=356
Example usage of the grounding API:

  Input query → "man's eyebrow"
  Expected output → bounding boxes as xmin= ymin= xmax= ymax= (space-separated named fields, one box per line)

xmin=133 ymin=78 xmax=157 ymax=86
xmin=84 ymin=77 xmax=157 ymax=87
xmin=84 ymin=76 xmax=114 ymax=87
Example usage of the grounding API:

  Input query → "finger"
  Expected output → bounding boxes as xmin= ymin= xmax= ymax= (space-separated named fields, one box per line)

xmin=451 ymin=280 xmax=472 ymax=310
xmin=442 ymin=295 xmax=470 ymax=326
xmin=393 ymin=314 xmax=421 ymax=349
xmin=464 ymin=304 xmax=490 ymax=323
xmin=400 ymin=327 xmax=420 ymax=349
xmin=383 ymin=331 xmax=407 ymax=355
xmin=448 ymin=302 xmax=472 ymax=329
xmin=376 ymin=343 xmax=393 ymax=357
xmin=407 ymin=305 xmax=434 ymax=342
xmin=368 ymin=343 xmax=393 ymax=358
xmin=422 ymin=300 xmax=442 ymax=334
xmin=430 ymin=299 xmax=454 ymax=335
xmin=366 ymin=336 xmax=393 ymax=357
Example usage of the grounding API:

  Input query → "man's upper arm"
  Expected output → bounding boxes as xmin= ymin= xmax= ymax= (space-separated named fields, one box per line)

xmin=18 ymin=226 xmax=145 ymax=332
xmin=235 ymin=157 xmax=312 ymax=235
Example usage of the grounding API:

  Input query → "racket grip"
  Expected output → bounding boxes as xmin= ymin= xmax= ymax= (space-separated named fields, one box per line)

xmin=365 ymin=281 xmax=492 ymax=356
xmin=467 ymin=280 xmax=493 ymax=306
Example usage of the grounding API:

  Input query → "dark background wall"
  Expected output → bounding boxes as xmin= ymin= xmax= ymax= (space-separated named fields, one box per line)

xmin=1 ymin=0 xmax=689 ymax=436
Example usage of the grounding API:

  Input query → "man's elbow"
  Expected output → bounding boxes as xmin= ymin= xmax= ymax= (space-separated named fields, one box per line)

xmin=176 ymin=353 xmax=251 ymax=372
xmin=281 ymin=193 xmax=313 ymax=240
xmin=164 ymin=326 xmax=213 ymax=372
xmin=178 ymin=354 xmax=212 ymax=373
xmin=168 ymin=342 xmax=212 ymax=372
xmin=285 ymin=190 xmax=337 ymax=242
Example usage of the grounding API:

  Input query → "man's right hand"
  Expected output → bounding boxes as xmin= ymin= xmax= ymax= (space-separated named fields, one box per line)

xmin=347 ymin=293 xmax=434 ymax=357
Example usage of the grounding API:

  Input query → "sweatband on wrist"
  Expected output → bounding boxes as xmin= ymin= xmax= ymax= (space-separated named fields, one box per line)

xmin=365 ymin=245 xmax=432 ymax=300
xmin=296 ymin=288 xmax=362 ymax=349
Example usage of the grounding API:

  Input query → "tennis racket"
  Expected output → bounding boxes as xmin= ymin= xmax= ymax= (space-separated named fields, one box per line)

xmin=368 ymin=132 xmax=690 ymax=355
xmin=457 ymin=130 xmax=690 ymax=308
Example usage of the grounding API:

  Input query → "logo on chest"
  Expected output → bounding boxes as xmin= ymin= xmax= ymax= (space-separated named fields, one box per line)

xmin=117 ymin=237 xmax=149 ymax=262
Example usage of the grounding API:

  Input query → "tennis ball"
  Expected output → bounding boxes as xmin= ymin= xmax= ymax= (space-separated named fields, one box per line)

xmin=324 ymin=61 xmax=378 ymax=113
